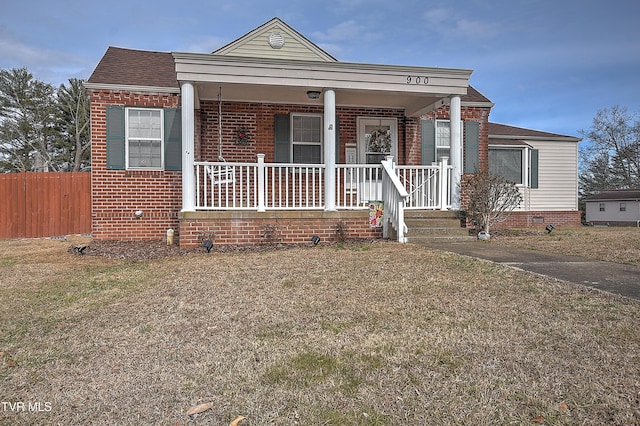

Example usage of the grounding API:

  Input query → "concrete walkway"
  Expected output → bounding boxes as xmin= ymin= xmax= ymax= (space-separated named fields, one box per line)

xmin=421 ymin=241 xmax=640 ymax=301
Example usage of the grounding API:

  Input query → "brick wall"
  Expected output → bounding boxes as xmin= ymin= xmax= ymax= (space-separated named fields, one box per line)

xmin=89 ymin=89 xmax=182 ymax=241
xmin=197 ymin=101 xmax=407 ymax=164
xmin=179 ymin=211 xmax=382 ymax=247
xmin=496 ymin=210 xmax=582 ymax=228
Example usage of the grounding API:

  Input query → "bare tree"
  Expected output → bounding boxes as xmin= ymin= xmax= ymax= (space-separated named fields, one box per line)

xmin=580 ymin=105 xmax=640 ymax=192
xmin=464 ymin=169 xmax=523 ymax=236
xmin=56 ymin=78 xmax=90 ymax=171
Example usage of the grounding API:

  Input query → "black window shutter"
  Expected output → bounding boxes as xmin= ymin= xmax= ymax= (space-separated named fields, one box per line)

xmin=106 ymin=105 xmax=125 ymax=170
xmin=421 ymin=120 xmax=435 ymax=165
xmin=274 ymin=114 xmax=290 ymax=163
xmin=164 ymin=108 xmax=182 ymax=171
xmin=464 ymin=121 xmax=480 ymax=173
xmin=530 ymin=149 xmax=539 ymax=188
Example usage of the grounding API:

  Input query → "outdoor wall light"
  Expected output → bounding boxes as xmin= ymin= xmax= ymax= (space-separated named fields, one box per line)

xmin=134 ymin=210 xmax=143 ymax=219
xmin=306 ymin=90 xmax=321 ymax=100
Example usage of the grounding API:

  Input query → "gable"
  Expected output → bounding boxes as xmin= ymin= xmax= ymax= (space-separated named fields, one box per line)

xmin=213 ymin=17 xmax=337 ymax=62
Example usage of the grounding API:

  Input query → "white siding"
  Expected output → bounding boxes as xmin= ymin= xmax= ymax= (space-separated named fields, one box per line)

xmin=526 ymin=140 xmax=578 ymax=211
xmin=216 ymin=23 xmax=334 ymax=62
xmin=586 ymin=200 xmax=640 ymax=223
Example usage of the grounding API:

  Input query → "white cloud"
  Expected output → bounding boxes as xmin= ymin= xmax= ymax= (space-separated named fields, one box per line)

xmin=0 ymin=32 xmax=93 ymax=85
xmin=312 ymin=20 xmax=360 ymax=42
xmin=422 ymin=8 xmax=498 ymax=41
xmin=183 ymin=36 xmax=229 ymax=54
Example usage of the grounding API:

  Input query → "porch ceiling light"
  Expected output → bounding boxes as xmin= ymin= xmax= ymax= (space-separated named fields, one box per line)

xmin=306 ymin=90 xmax=321 ymax=100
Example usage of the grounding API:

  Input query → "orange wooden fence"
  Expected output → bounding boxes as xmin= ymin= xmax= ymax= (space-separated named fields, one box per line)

xmin=0 ymin=172 xmax=91 ymax=239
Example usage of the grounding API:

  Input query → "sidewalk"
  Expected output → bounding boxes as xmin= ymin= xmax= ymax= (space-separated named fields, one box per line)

xmin=421 ymin=241 xmax=640 ymax=301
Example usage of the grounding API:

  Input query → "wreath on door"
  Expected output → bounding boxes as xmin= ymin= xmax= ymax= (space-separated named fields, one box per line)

xmin=367 ymin=128 xmax=392 ymax=153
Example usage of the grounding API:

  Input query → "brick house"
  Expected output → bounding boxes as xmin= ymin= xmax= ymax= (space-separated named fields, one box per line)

xmin=85 ymin=17 xmax=581 ymax=247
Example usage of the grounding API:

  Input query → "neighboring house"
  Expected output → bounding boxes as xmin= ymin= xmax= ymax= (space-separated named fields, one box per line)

xmin=584 ymin=190 xmax=640 ymax=226
xmin=84 ymin=17 xmax=581 ymax=247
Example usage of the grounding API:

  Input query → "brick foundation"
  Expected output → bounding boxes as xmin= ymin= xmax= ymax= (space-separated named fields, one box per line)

xmin=492 ymin=210 xmax=582 ymax=228
xmin=179 ymin=210 xmax=382 ymax=247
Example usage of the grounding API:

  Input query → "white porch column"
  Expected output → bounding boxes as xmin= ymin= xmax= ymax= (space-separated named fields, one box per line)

xmin=181 ymin=82 xmax=195 ymax=212
xmin=449 ymin=95 xmax=462 ymax=210
xmin=324 ymin=88 xmax=337 ymax=211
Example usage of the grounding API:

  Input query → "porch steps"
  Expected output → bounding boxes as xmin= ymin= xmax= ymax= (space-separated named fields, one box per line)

xmin=403 ymin=211 xmax=474 ymax=243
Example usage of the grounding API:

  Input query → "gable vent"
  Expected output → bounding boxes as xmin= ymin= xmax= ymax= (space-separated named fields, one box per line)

xmin=268 ymin=32 xmax=285 ymax=49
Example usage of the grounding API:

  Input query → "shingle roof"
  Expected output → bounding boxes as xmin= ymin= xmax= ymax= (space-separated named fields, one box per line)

xmin=488 ymin=122 xmax=578 ymax=140
xmin=463 ymin=86 xmax=491 ymax=103
xmin=87 ymin=46 xmax=178 ymax=89
xmin=583 ymin=189 xmax=640 ymax=202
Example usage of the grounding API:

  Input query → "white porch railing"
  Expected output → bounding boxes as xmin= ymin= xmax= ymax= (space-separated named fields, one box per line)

xmin=396 ymin=157 xmax=452 ymax=210
xmin=381 ymin=158 xmax=409 ymax=242
xmin=194 ymin=155 xmax=451 ymax=212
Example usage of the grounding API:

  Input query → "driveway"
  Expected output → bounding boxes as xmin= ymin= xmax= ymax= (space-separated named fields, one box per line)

xmin=422 ymin=241 xmax=640 ymax=300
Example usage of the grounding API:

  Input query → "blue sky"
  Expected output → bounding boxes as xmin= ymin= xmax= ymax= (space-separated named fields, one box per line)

xmin=1 ymin=0 xmax=638 ymax=139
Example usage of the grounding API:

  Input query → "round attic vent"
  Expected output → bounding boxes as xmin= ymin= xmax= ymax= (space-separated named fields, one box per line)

xmin=268 ymin=32 xmax=285 ymax=49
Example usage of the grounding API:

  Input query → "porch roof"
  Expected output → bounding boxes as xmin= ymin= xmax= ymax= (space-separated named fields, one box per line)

xmin=173 ymin=52 xmax=472 ymax=117
xmin=86 ymin=46 xmax=478 ymax=117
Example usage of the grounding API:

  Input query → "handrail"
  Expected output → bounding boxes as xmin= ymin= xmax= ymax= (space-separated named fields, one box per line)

xmin=381 ymin=157 xmax=409 ymax=243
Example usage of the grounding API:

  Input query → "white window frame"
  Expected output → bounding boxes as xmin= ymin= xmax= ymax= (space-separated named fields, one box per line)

xmin=620 ymin=202 xmax=626 ymax=212
xmin=435 ymin=119 xmax=451 ymax=161
xmin=488 ymin=146 xmax=532 ymax=187
xmin=290 ymin=113 xmax=323 ymax=164
xmin=599 ymin=203 xmax=606 ymax=212
xmin=125 ymin=107 xmax=164 ymax=170
xmin=434 ymin=119 xmax=463 ymax=162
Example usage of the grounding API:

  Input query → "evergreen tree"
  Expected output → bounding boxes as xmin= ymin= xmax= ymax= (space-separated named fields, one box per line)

xmin=0 ymin=67 xmax=58 ymax=171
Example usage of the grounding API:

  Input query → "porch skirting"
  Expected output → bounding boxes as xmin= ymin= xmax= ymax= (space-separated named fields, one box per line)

xmin=179 ymin=210 xmax=382 ymax=248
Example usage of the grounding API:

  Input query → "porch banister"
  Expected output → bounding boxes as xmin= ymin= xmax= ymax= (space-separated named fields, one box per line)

xmin=257 ymin=154 xmax=266 ymax=212
xmin=324 ymin=88 xmax=336 ymax=211
xmin=181 ymin=82 xmax=196 ymax=212
xmin=450 ymin=95 xmax=462 ymax=210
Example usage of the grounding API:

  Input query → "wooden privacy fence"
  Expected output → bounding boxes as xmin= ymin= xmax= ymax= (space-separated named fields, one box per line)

xmin=0 ymin=172 xmax=91 ymax=239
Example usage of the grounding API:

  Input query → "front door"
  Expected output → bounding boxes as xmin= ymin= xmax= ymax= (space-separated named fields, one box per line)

xmin=357 ymin=117 xmax=398 ymax=202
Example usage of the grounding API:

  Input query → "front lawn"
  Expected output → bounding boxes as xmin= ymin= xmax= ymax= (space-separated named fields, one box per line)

xmin=1 ymin=237 xmax=638 ymax=425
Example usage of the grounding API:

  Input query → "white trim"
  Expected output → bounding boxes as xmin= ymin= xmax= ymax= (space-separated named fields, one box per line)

xmin=124 ymin=107 xmax=164 ymax=170
xmin=488 ymin=146 xmax=529 ymax=187
xmin=173 ymin=53 xmax=471 ymax=96
xmin=357 ymin=117 xmax=398 ymax=163
xmin=290 ymin=113 xmax=323 ymax=163
xmin=83 ymin=82 xmax=180 ymax=94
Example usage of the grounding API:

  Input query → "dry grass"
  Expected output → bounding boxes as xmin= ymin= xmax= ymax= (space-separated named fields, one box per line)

xmin=1 ymin=235 xmax=639 ymax=425
xmin=491 ymin=226 xmax=640 ymax=265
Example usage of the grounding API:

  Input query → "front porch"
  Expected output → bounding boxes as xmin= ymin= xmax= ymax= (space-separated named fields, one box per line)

xmin=178 ymin=156 xmax=454 ymax=247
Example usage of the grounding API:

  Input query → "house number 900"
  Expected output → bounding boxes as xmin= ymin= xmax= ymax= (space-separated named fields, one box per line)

xmin=406 ymin=76 xmax=429 ymax=85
